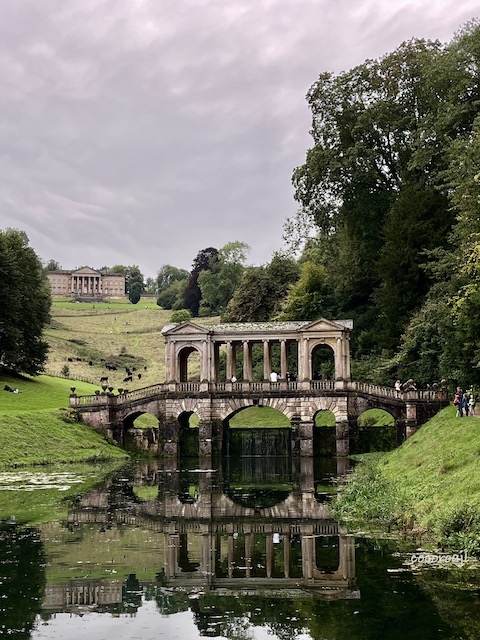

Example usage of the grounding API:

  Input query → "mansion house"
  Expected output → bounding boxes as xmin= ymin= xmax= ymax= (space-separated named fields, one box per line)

xmin=47 ymin=266 xmax=126 ymax=299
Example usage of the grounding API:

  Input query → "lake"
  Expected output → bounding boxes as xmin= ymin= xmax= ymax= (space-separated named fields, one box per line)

xmin=1 ymin=447 xmax=479 ymax=639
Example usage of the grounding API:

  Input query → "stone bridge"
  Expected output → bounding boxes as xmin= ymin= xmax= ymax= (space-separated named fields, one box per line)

xmin=70 ymin=379 xmax=448 ymax=457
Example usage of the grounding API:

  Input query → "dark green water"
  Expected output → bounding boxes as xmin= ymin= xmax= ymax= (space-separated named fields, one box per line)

xmin=0 ymin=448 xmax=479 ymax=639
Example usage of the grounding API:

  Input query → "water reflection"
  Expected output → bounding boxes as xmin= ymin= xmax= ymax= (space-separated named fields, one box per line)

xmin=63 ymin=456 xmax=358 ymax=600
xmin=0 ymin=453 xmax=479 ymax=639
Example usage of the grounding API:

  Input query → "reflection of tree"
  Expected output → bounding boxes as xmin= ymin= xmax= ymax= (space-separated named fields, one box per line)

xmin=0 ymin=526 xmax=46 ymax=639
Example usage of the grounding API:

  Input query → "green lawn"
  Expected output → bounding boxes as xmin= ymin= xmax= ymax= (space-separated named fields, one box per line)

xmin=335 ymin=405 xmax=480 ymax=553
xmin=0 ymin=372 xmax=98 ymax=412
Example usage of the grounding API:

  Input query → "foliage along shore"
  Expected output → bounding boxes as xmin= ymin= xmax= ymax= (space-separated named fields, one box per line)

xmin=334 ymin=405 xmax=480 ymax=556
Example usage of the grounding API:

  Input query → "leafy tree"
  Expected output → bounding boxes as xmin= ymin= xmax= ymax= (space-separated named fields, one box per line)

xmin=290 ymin=24 xmax=480 ymax=359
xmin=279 ymin=262 xmax=331 ymax=320
xmin=375 ymin=187 xmax=453 ymax=352
xmin=197 ymin=241 xmax=249 ymax=315
xmin=157 ymin=279 xmax=188 ymax=310
xmin=183 ymin=247 xmax=219 ymax=316
xmin=222 ymin=253 xmax=300 ymax=322
xmin=156 ymin=265 xmax=189 ymax=295
xmin=0 ymin=229 xmax=51 ymax=375
xmin=144 ymin=276 xmax=157 ymax=294
xmin=43 ymin=259 xmax=61 ymax=272
xmin=111 ymin=264 xmax=145 ymax=303
xmin=171 ymin=309 xmax=192 ymax=323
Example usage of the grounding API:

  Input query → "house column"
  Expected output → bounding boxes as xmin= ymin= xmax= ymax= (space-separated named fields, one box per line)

xmin=280 ymin=340 xmax=288 ymax=380
xmin=263 ymin=340 xmax=271 ymax=381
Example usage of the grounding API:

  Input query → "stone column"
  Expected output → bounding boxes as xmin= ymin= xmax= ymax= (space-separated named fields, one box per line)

xmin=298 ymin=420 xmax=314 ymax=455
xmin=201 ymin=340 xmax=209 ymax=382
xmin=405 ymin=403 xmax=418 ymax=438
xmin=335 ymin=420 xmax=350 ymax=456
xmin=169 ymin=341 xmax=176 ymax=382
xmin=283 ymin=533 xmax=291 ymax=578
xmin=335 ymin=337 xmax=342 ymax=380
xmin=299 ymin=338 xmax=310 ymax=381
xmin=280 ymin=340 xmax=288 ymax=380
xmin=226 ymin=341 xmax=233 ymax=380
xmin=243 ymin=340 xmax=252 ymax=382
xmin=263 ymin=340 xmax=271 ymax=381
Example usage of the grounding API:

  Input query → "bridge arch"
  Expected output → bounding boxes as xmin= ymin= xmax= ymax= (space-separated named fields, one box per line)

xmin=177 ymin=345 xmax=202 ymax=382
xmin=310 ymin=341 xmax=336 ymax=380
xmin=220 ymin=398 xmax=295 ymax=424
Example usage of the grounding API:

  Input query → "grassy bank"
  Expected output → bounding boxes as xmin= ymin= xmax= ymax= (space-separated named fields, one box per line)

xmin=0 ymin=371 xmax=128 ymax=468
xmin=0 ymin=409 xmax=128 ymax=468
xmin=334 ymin=405 xmax=480 ymax=555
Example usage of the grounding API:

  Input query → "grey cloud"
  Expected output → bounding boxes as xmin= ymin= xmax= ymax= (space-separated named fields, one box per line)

xmin=0 ymin=0 xmax=478 ymax=276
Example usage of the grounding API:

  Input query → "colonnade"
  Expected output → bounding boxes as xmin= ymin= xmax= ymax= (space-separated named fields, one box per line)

xmin=164 ymin=319 xmax=353 ymax=383
xmin=70 ymin=274 xmax=103 ymax=296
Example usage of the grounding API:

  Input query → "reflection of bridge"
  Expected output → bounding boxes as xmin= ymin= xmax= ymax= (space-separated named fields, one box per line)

xmin=64 ymin=457 xmax=359 ymax=599
xmin=70 ymin=379 xmax=448 ymax=456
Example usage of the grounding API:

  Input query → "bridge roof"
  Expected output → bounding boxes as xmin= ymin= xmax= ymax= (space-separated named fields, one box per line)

xmin=162 ymin=318 xmax=353 ymax=337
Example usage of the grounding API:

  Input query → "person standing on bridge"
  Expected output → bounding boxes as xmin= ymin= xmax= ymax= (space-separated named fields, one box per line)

xmin=270 ymin=371 xmax=278 ymax=383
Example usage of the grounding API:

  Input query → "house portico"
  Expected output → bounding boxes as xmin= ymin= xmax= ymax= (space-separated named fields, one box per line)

xmin=162 ymin=319 xmax=353 ymax=384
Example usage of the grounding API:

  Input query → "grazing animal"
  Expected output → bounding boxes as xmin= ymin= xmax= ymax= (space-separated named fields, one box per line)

xmin=100 ymin=376 xmax=108 ymax=383
xmin=123 ymin=375 xmax=133 ymax=383
xmin=137 ymin=373 xmax=142 ymax=379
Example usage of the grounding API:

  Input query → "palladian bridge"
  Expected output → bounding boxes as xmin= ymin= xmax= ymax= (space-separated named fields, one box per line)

xmin=70 ymin=318 xmax=448 ymax=457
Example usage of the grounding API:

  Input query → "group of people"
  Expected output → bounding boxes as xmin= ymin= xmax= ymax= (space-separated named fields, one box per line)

xmin=453 ymin=387 xmax=476 ymax=417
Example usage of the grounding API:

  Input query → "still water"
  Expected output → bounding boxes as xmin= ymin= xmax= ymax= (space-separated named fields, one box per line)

xmin=1 ymin=445 xmax=479 ymax=639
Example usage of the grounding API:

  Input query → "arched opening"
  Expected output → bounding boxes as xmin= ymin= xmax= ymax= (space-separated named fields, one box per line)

xmin=313 ymin=409 xmax=336 ymax=457
xmin=311 ymin=344 xmax=335 ymax=380
xmin=178 ymin=346 xmax=201 ymax=382
xmin=315 ymin=536 xmax=340 ymax=574
xmin=178 ymin=411 xmax=199 ymax=458
xmin=356 ymin=408 xmax=397 ymax=453
xmin=223 ymin=406 xmax=292 ymax=505
xmin=122 ymin=411 xmax=159 ymax=451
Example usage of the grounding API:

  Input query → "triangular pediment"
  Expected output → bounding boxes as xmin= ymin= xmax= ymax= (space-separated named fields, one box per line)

xmin=162 ymin=321 xmax=210 ymax=336
xmin=73 ymin=266 xmax=101 ymax=275
xmin=302 ymin=318 xmax=353 ymax=333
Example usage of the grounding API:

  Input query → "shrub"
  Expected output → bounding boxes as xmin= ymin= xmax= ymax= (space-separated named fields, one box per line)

xmin=171 ymin=309 xmax=192 ymax=323
xmin=61 ymin=364 xmax=70 ymax=377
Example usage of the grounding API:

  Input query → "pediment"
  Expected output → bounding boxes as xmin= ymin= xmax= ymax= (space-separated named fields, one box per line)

xmin=162 ymin=321 xmax=210 ymax=337
xmin=302 ymin=318 xmax=353 ymax=333
xmin=73 ymin=266 xmax=101 ymax=275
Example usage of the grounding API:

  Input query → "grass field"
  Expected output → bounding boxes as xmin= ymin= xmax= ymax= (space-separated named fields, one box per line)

xmin=45 ymin=298 xmax=219 ymax=391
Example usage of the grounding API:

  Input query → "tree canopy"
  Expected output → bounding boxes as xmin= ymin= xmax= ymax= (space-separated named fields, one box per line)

xmin=0 ymin=229 xmax=51 ymax=375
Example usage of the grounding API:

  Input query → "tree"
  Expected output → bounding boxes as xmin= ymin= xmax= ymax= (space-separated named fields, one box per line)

xmin=157 ymin=279 xmax=188 ymax=310
xmin=156 ymin=265 xmax=189 ymax=295
xmin=0 ymin=229 xmax=51 ymax=375
xmin=197 ymin=241 xmax=250 ymax=315
xmin=183 ymin=247 xmax=219 ymax=316
xmin=43 ymin=259 xmax=61 ymax=272
xmin=290 ymin=25 xmax=480 ymax=357
xmin=111 ymin=264 xmax=145 ymax=303
xmin=375 ymin=187 xmax=453 ymax=352
xmin=222 ymin=253 xmax=300 ymax=322
xmin=279 ymin=262 xmax=331 ymax=320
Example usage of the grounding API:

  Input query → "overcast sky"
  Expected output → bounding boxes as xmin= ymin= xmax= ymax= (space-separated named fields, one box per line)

xmin=1 ymin=0 xmax=478 ymax=278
